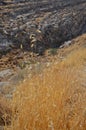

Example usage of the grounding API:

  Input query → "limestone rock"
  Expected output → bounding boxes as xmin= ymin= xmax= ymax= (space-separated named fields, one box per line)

xmin=0 ymin=0 xmax=86 ymax=54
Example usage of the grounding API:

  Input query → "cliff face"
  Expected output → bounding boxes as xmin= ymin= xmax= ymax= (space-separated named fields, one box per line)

xmin=0 ymin=0 xmax=86 ymax=54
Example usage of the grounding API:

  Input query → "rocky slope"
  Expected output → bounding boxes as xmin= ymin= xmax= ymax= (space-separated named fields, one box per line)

xmin=2 ymin=34 xmax=86 ymax=130
xmin=0 ymin=0 xmax=86 ymax=55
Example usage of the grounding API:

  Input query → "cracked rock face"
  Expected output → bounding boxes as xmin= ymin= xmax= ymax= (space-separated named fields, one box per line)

xmin=0 ymin=0 xmax=86 ymax=54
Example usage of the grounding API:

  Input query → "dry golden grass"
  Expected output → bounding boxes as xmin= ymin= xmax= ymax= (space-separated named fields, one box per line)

xmin=0 ymin=96 xmax=12 ymax=126
xmin=5 ymin=44 xmax=86 ymax=130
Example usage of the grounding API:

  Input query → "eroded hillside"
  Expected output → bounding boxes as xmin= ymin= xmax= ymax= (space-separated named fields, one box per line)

xmin=0 ymin=0 xmax=86 ymax=54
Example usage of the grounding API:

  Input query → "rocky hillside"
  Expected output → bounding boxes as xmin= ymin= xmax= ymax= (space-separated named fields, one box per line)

xmin=0 ymin=0 xmax=86 ymax=55
xmin=3 ymin=34 xmax=86 ymax=130
xmin=0 ymin=1 xmax=86 ymax=129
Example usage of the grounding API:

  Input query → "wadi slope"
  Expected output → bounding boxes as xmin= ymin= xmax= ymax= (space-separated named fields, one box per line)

xmin=0 ymin=0 xmax=86 ymax=54
xmin=5 ymin=34 xmax=86 ymax=130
